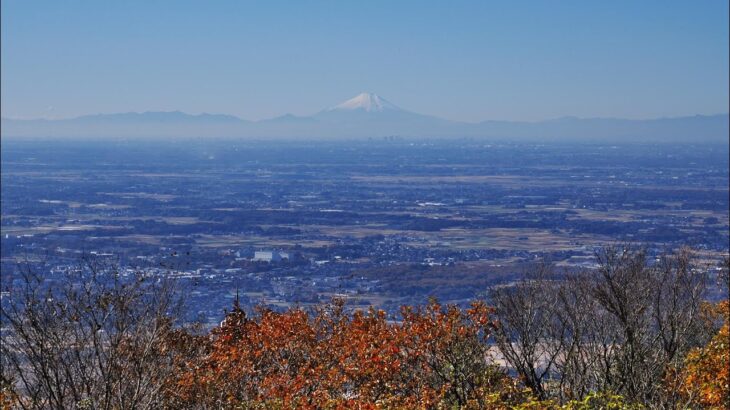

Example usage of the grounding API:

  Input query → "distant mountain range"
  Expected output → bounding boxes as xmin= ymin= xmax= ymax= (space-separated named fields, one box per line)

xmin=2 ymin=92 xmax=728 ymax=142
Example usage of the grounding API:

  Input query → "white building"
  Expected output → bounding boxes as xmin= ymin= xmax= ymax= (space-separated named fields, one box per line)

xmin=252 ymin=250 xmax=289 ymax=262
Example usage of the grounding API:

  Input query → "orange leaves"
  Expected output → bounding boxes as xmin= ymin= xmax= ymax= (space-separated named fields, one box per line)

xmin=678 ymin=300 xmax=729 ymax=409
xmin=0 ymin=384 xmax=18 ymax=410
xmin=165 ymin=299 xmax=515 ymax=408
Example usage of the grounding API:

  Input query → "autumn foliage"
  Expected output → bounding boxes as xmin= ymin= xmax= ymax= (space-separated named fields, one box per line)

xmin=163 ymin=299 xmax=533 ymax=409
xmin=2 ymin=252 xmax=727 ymax=409
xmin=676 ymin=300 xmax=730 ymax=408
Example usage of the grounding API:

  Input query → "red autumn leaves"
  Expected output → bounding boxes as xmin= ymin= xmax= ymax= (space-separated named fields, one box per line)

xmin=164 ymin=299 xmax=526 ymax=409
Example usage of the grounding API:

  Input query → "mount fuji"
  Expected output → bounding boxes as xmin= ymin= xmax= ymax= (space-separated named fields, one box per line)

xmin=2 ymin=92 xmax=727 ymax=142
xmin=328 ymin=92 xmax=402 ymax=112
xmin=313 ymin=92 xmax=454 ymax=129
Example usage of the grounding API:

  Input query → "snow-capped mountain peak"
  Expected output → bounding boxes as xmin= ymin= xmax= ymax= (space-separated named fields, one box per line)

xmin=330 ymin=93 xmax=401 ymax=112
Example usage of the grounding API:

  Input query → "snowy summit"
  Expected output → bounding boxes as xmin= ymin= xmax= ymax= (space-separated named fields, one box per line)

xmin=330 ymin=92 xmax=401 ymax=112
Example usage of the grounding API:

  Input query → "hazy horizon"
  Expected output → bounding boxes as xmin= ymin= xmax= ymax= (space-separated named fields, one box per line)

xmin=2 ymin=1 xmax=729 ymax=122
xmin=2 ymin=91 xmax=729 ymax=123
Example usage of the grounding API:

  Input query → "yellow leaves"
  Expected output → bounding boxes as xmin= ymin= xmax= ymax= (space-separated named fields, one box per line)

xmin=560 ymin=391 xmax=644 ymax=410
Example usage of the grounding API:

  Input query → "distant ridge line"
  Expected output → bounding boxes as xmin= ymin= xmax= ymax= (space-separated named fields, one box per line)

xmin=2 ymin=93 xmax=728 ymax=142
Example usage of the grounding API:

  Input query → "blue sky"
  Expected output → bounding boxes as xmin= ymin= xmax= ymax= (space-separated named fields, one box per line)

xmin=2 ymin=1 xmax=728 ymax=121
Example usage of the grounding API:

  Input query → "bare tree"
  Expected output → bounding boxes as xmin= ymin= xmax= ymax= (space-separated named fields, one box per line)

xmin=589 ymin=246 xmax=659 ymax=402
xmin=489 ymin=263 xmax=564 ymax=400
xmin=490 ymin=246 xmax=713 ymax=406
xmin=588 ymin=246 xmax=710 ymax=405
xmin=552 ymin=273 xmax=621 ymax=401
xmin=1 ymin=259 xmax=184 ymax=410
